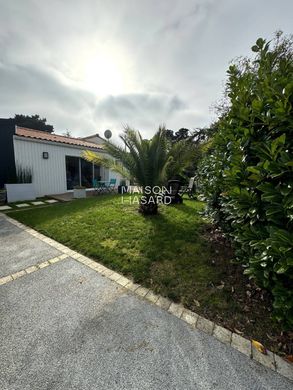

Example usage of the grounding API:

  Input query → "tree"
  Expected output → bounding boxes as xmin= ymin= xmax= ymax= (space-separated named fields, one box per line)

xmin=12 ymin=114 xmax=54 ymax=133
xmin=165 ymin=127 xmax=206 ymax=180
xmin=83 ymin=126 xmax=194 ymax=215
xmin=165 ymin=128 xmax=190 ymax=142
xmin=62 ymin=130 xmax=72 ymax=137
xmin=198 ymin=32 xmax=293 ymax=327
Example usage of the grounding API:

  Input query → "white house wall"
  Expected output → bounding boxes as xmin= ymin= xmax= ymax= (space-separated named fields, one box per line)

xmin=13 ymin=137 xmax=120 ymax=196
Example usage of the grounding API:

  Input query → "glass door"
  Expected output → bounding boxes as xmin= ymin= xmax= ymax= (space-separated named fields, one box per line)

xmin=66 ymin=156 xmax=102 ymax=189
xmin=66 ymin=156 xmax=80 ymax=190
xmin=81 ymin=159 xmax=93 ymax=188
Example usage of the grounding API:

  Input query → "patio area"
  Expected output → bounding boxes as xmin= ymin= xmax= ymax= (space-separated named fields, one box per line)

xmin=49 ymin=191 xmax=96 ymax=202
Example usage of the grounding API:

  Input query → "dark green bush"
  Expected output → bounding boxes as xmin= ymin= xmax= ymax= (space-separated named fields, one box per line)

xmin=198 ymin=33 xmax=293 ymax=328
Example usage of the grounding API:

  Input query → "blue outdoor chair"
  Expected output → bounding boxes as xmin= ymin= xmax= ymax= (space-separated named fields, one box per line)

xmin=106 ymin=178 xmax=117 ymax=192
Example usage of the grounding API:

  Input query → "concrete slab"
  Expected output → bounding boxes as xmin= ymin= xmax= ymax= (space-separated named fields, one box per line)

xmin=45 ymin=199 xmax=58 ymax=203
xmin=15 ymin=203 xmax=30 ymax=208
xmin=31 ymin=201 xmax=45 ymax=205
xmin=0 ymin=206 xmax=12 ymax=211
xmin=0 ymin=216 xmax=61 ymax=276
xmin=0 ymin=258 xmax=291 ymax=390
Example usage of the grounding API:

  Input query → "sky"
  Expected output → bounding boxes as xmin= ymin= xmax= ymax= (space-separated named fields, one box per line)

xmin=0 ymin=0 xmax=292 ymax=141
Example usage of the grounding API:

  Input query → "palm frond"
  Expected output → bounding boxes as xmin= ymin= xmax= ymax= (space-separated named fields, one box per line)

xmin=82 ymin=150 xmax=130 ymax=179
xmin=83 ymin=125 xmax=195 ymax=188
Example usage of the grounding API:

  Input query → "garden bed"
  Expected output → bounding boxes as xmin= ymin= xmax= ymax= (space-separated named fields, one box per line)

xmin=7 ymin=194 xmax=292 ymax=357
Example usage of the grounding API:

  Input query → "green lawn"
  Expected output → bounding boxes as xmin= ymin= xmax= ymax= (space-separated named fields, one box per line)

xmin=8 ymin=194 xmax=282 ymax=352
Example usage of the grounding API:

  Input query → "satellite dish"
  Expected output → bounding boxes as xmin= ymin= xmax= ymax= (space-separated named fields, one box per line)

xmin=104 ymin=129 xmax=112 ymax=140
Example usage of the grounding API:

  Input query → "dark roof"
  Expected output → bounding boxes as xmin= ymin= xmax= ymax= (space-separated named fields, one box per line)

xmin=15 ymin=127 xmax=104 ymax=150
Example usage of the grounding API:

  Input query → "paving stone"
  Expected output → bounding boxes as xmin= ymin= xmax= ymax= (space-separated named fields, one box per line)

xmin=0 ymin=275 xmax=13 ymax=285
xmin=38 ymin=261 xmax=50 ymax=269
xmin=125 ymin=281 xmax=140 ymax=291
xmin=90 ymin=263 xmax=103 ymax=271
xmin=252 ymin=347 xmax=275 ymax=370
xmin=58 ymin=254 xmax=68 ymax=260
xmin=66 ymin=250 xmax=77 ymax=256
xmin=145 ymin=291 xmax=160 ymax=304
xmin=54 ymin=244 xmax=67 ymax=250
xmin=196 ymin=316 xmax=215 ymax=335
xmin=31 ymin=201 xmax=45 ymax=205
xmin=99 ymin=268 xmax=113 ymax=277
xmin=213 ymin=324 xmax=232 ymax=345
xmin=45 ymin=199 xmax=58 ymax=203
xmin=11 ymin=270 xmax=26 ymax=280
xmin=48 ymin=257 xmax=61 ymax=264
xmin=16 ymin=203 xmax=30 ymax=208
xmin=42 ymin=238 xmax=52 ymax=244
xmin=25 ymin=228 xmax=35 ymax=234
xmin=25 ymin=265 xmax=38 ymax=274
xmin=71 ymin=252 xmax=82 ymax=259
xmin=45 ymin=239 xmax=55 ymax=245
xmin=87 ymin=261 xmax=100 ymax=270
xmin=0 ymin=206 xmax=12 ymax=211
xmin=78 ymin=256 xmax=92 ymax=265
xmin=62 ymin=247 xmax=75 ymax=255
xmin=108 ymin=272 xmax=122 ymax=282
xmin=181 ymin=309 xmax=198 ymax=327
xmin=168 ymin=302 xmax=184 ymax=318
xmin=116 ymin=276 xmax=130 ymax=287
xmin=156 ymin=296 xmax=172 ymax=311
xmin=274 ymin=354 xmax=293 ymax=381
xmin=231 ymin=333 xmax=251 ymax=357
xmin=135 ymin=286 xmax=149 ymax=297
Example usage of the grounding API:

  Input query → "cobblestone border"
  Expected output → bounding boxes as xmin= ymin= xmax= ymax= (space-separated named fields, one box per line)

xmin=0 ymin=254 xmax=69 ymax=285
xmin=1 ymin=213 xmax=292 ymax=382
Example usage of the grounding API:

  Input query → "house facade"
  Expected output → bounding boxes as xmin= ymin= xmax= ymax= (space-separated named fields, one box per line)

xmin=0 ymin=119 xmax=121 ymax=197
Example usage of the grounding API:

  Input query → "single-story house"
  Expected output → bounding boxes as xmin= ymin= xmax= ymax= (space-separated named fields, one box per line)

xmin=0 ymin=118 xmax=121 ymax=197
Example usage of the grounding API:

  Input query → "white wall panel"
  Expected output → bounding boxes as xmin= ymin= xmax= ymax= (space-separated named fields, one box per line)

xmin=13 ymin=137 xmax=115 ymax=196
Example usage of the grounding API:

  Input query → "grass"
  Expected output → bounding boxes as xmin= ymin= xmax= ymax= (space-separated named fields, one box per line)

xmin=8 ymin=194 xmax=287 ymax=354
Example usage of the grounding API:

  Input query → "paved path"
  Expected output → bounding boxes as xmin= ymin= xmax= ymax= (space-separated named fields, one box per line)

xmin=0 ymin=215 xmax=292 ymax=390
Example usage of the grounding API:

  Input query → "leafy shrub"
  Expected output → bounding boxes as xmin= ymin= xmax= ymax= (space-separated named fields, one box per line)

xmin=198 ymin=32 xmax=293 ymax=328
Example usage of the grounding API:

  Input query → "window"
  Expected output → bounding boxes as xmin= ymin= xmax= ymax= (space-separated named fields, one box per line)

xmin=65 ymin=156 xmax=100 ymax=190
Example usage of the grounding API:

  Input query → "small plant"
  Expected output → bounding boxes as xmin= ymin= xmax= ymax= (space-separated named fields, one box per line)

xmin=16 ymin=165 xmax=33 ymax=183
xmin=0 ymin=188 xmax=6 ymax=204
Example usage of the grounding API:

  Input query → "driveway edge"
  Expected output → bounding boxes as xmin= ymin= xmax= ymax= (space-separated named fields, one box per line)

xmin=2 ymin=213 xmax=292 ymax=382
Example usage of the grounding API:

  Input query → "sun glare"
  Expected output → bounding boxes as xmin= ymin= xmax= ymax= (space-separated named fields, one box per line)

xmin=82 ymin=46 xmax=128 ymax=96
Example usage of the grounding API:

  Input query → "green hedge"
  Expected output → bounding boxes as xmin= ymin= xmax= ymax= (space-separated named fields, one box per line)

xmin=198 ymin=33 xmax=293 ymax=328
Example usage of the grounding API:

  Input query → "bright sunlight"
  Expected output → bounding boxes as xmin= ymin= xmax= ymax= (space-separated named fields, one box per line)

xmin=81 ymin=45 xmax=130 ymax=95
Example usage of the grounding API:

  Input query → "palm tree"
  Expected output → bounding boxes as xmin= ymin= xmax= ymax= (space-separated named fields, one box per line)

xmin=83 ymin=126 xmax=194 ymax=215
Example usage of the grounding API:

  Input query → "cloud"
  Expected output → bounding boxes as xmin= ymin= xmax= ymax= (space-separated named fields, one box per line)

xmin=0 ymin=0 xmax=292 ymax=140
xmin=0 ymin=61 xmax=190 ymax=138
xmin=95 ymin=94 xmax=186 ymax=120
xmin=0 ymin=62 xmax=97 ymax=132
xmin=93 ymin=93 xmax=188 ymax=137
xmin=0 ymin=63 xmax=93 ymax=110
xmin=159 ymin=1 xmax=213 ymax=34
